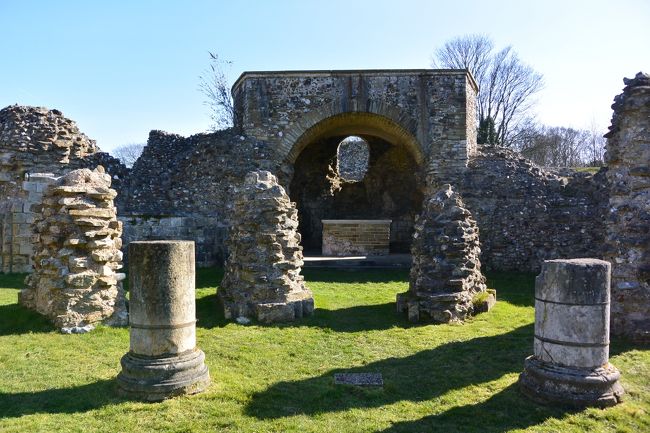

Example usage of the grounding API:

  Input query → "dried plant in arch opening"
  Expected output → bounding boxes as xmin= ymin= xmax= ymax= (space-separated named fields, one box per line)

xmin=326 ymin=135 xmax=370 ymax=194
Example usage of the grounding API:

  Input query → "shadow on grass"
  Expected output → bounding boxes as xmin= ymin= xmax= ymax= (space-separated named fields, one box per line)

xmin=245 ymin=324 xmax=536 ymax=419
xmin=485 ymin=271 xmax=536 ymax=308
xmin=196 ymin=292 xmax=413 ymax=333
xmin=0 ymin=379 xmax=123 ymax=419
xmin=196 ymin=269 xmax=536 ymax=333
xmin=0 ymin=301 xmax=53 ymax=336
xmin=0 ymin=272 xmax=28 ymax=289
xmin=376 ymin=383 xmax=573 ymax=433
xmin=196 ymin=293 xmax=228 ymax=329
xmin=303 ymin=268 xmax=410 ymax=284
xmin=610 ymin=338 xmax=650 ymax=357
xmin=196 ymin=267 xmax=223 ymax=290
xmin=293 ymin=302 xmax=411 ymax=332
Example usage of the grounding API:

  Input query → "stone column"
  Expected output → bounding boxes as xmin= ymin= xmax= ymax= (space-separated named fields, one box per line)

xmin=117 ymin=241 xmax=210 ymax=401
xmin=519 ymin=259 xmax=624 ymax=407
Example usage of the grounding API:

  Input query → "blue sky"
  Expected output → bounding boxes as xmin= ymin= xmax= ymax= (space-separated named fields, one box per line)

xmin=1 ymin=0 xmax=648 ymax=153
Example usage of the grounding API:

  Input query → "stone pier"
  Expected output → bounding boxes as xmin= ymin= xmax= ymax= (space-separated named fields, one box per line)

xmin=20 ymin=167 xmax=126 ymax=332
xmin=117 ymin=240 xmax=210 ymax=401
xmin=396 ymin=184 xmax=489 ymax=323
xmin=219 ymin=171 xmax=314 ymax=323
xmin=519 ymin=259 xmax=624 ymax=407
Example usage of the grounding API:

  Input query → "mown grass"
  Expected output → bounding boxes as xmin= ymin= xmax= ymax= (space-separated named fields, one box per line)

xmin=572 ymin=166 xmax=602 ymax=174
xmin=0 ymin=269 xmax=648 ymax=433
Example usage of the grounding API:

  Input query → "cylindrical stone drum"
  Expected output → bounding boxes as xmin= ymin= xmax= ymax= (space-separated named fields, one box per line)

xmin=117 ymin=240 xmax=209 ymax=401
xmin=533 ymin=258 xmax=610 ymax=369
xmin=128 ymin=240 xmax=196 ymax=356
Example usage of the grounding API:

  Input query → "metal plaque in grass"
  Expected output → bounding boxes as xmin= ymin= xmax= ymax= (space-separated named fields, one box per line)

xmin=334 ymin=372 xmax=383 ymax=386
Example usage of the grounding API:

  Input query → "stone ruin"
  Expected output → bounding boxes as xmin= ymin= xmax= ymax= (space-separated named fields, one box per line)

xmin=397 ymin=184 xmax=490 ymax=323
xmin=335 ymin=136 xmax=370 ymax=182
xmin=604 ymin=72 xmax=650 ymax=342
xmin=326 ymin=136 xmax=371 ymax=193
xmin=219 ymin=170 xmax=315 ymax=323
xmin=20 ymin=167 xmax=126 ymax=332
xmin=0 ymin=105 xmax=126 ymax=273
xmin=0 ymin=70 xmax=648 ymax=338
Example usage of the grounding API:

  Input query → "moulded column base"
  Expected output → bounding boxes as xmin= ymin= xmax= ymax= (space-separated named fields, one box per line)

xmin=117 ymin=348 xmax=210 ymax=402
xmin=518 ymin=355 xmax=624 ymax=408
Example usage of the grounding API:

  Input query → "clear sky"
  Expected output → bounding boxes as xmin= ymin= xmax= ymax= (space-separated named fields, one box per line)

xmin=1 ymin=0 xmax=648 ymax=153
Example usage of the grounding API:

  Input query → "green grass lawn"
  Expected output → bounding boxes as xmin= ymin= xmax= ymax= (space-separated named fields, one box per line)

xmin=0 ymin=269 xmax=648 ymax=433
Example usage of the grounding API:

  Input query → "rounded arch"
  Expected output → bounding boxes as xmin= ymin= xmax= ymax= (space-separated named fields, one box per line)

xmin=279 ymin=103 xmax=425 ymax=165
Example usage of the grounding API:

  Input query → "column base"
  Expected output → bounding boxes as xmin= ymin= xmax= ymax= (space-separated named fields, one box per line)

xmin=117 ymin=348 xmax=210 ymax=402
xmin=518 ymin=356 xmax=624 ymax=408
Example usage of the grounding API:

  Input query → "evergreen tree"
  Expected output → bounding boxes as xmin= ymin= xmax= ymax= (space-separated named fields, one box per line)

xmin=478 ymin=116 xmax=497 ymax=144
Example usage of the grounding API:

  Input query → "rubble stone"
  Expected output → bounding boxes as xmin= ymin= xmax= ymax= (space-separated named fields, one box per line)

xmin=396 ymin=184 xmax=489 ymax=323
xmin=334 ymin=136 xmax=370 ymax=183
xmin=219 ymin=170 xmax=314 ymax=323
xmin=604 ymin=72 xmax=650 ymax=342
xmin=455 ymin=145 xmax=608 ymax=272
xmin=19 ymin=167 xmax=126 ymax=331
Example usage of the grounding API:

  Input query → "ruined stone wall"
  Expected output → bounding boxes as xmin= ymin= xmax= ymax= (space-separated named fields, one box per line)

xmin=289 ymin=135 xmax=423 ymax=253
xmin=121 ymin=129 xmax=274 ymax=216
xmin=0 ymin=105 xmax=127 ymax=272
xmin=120 ymin=215 xmax=227 ymax=266
xmin=455 ymin=145 xmax=607 ymax=272
xmin=0 ymin=173 xmax=57 ymax=272
xmin=220 ymin=171 xmax=314 ymax=323
xmin=0 ymin=105 xmax=99 ymax=175
xmin=604 ymin=72 xmax=650 ymax=342
xmin=0 ymin=74 xmax=616 ymax=282
xmin=115 ymin=122 xmax=608 ymax=272
xmin=397 ymin=184 xmax=488 ymax=323
xmin=115 ymin=129 xmax=277 ymax=263
xmin=322 ymin=220 xmax=392 ymax=256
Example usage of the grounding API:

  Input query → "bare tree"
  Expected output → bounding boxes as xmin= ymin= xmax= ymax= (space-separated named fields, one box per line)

xmin=111 ymin=143 xmax=144 ymax=168
xmin=433 ymin=34 xmax=544 ymax=146
xmin=517 ymin=126 xmax=598 ymax=168
xmin=199 ymin=52 xmax=235 ymax=130
xmin=585 ymin=118 xmax=606 ymax=166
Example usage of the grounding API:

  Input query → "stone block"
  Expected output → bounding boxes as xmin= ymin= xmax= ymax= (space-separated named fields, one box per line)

xmin=334 ymin=373 xmax=383 ymax=386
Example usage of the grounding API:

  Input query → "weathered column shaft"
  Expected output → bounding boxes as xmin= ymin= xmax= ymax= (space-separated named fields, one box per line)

xmin=128 ymin=241 xmax=196 ymax=356
xmin=533 ymin=259 xmax=610 ymax=369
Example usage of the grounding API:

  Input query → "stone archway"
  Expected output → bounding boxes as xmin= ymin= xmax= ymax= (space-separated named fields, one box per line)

xmin=282 ymin=110 xmax=425 ymax=166
xmin=285 ymin=111 xmax=426 ymax=255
